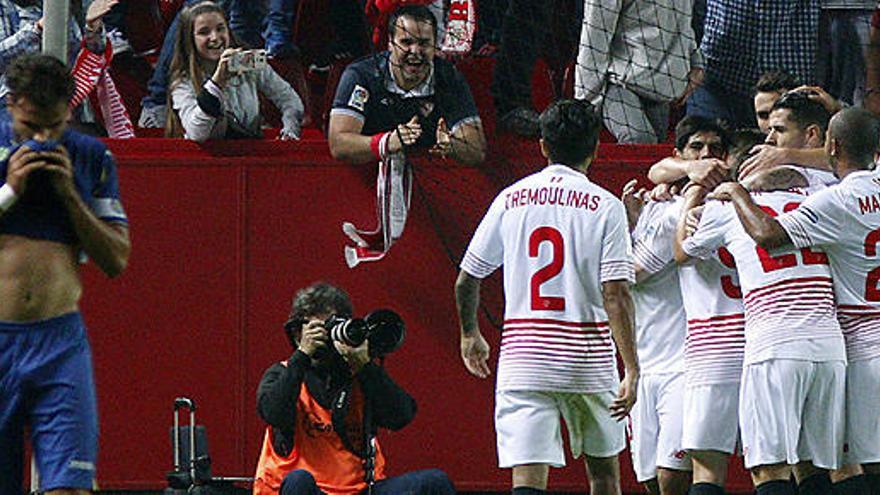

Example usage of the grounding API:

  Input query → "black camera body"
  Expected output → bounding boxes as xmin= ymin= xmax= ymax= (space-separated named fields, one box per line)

xmin=324 ymin=309 xmax=406 ymax=358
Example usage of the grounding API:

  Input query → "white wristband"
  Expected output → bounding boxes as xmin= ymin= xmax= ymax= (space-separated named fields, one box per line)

xmin=0 ymin=183 xmax=18 ymax=211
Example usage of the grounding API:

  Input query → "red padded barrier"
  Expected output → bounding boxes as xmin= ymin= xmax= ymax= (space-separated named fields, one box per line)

xmin=76 ymin=136 xmax=753 ymax=492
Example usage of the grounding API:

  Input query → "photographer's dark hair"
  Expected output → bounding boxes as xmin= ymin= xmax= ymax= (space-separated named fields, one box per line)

xmin=6 ymin=54 xmax=74 ymax=108
xmin=539 ymin=99 xmax=601 ymax=168
xmin=284 ymin=283 xmax=354 ymax=348
xmin=771 ymin=90 xmax=831 ymax=137
xmin=830 ymin=107 xmax=880 ymax=168
xmin=754 ymin=70 xmax=800 ymax=96
xmin=674 ymin=115 xmax=730 ymax=153
xmin=387 ymin=5 xmax=438 ymax=42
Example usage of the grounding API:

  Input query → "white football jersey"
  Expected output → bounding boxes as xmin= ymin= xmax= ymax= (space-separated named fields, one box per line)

xmin=630 ymin=199 xmax=686 ymax=374
xmin=682 ymin=189 xmax=846 ymax=365
xmin=795 ymin=166 xmax=838 ymax=188
xmin=645 ymin=200 xmax=745 ymax=385
xmin=461 ymin=164 xmax=634 ymax=393
xmin=778 ymin=169 xmax=880 ymax=361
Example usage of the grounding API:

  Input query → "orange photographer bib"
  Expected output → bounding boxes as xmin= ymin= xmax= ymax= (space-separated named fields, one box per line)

xmin=254 ymin=382 xmax=386 ymax=495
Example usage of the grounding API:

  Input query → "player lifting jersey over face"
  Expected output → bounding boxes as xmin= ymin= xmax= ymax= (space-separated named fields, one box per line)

xmin=0 ymin=54 xmax=131 ymax=494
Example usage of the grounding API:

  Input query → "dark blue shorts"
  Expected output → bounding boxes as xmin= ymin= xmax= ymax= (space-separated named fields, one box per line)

xmin=0 ymin=312 xmax=98 ymax=492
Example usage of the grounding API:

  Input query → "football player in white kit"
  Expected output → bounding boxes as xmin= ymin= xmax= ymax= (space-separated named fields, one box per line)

xmin=624 ymin=116 xmax=732 ymax=495
xmin=455 ymin=99 xmax=640 ymax=495
xmin=707 ymin=107 xmax=880 ymax=495
xmin=628 ymin=194 xmax=692 ymax=495
xmin=666 ymin=126 xmax=761 ymax=495
xmin=752 ymin=91 xmax=839 ymax=189
xmin=677 ymin=164 xmax=847 ymax=495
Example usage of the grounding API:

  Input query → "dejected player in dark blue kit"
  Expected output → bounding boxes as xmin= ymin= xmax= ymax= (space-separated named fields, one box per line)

xmin=0 ymin=54 xmax=131 ymax=495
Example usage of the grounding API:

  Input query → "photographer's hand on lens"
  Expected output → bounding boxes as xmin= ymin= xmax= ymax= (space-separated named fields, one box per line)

xmin=299 ymin=320 xmax=329 ymax=357
xmin=334 ymin=338 xmax=370 ymax=373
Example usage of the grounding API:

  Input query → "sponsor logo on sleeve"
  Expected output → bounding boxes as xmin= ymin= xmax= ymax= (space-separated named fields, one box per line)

xmin=348 ymin=85 xmax=369 ymax=112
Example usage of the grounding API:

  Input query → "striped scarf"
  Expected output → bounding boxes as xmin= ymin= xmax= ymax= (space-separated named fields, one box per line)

xmin=343 ymin=144 xmax=412 ymax=268
xmin=70 ymin=38 xmax=135 ymax=139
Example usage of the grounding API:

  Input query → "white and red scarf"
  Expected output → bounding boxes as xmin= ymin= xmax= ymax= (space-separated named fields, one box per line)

xmin=343 ymin=144 xmax=412 ymax=268
xmin=70 ymin=39 xmax=135 ymax=139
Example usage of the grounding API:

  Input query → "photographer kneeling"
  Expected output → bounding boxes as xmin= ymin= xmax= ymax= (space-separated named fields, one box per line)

xmin=254 ymin=283 xmax=456 ymax=495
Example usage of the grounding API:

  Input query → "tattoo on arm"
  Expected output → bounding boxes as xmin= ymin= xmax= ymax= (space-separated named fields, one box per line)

xmin=455 ymin=271 xmax=481 ymax=335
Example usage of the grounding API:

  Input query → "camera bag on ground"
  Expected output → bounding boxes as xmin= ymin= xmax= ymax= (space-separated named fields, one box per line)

xmin=165 ymin=397 xmax=252 ymax=495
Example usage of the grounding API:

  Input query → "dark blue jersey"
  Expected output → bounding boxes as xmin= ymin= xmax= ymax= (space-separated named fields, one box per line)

xmin=0 ymin=119 xmax=127 ymax=245
xmin=331 ymin=52 xmax=481 ymax=150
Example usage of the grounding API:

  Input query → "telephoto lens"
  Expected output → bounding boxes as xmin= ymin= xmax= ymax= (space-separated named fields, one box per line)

xmin=364 ymin=309 xmax=405 ymax=357
xmin=326 ymin=316 xmax=369 ymax=347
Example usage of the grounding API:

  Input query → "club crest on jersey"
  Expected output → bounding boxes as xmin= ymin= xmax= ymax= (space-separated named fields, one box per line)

xmin=348 ymin=85 xmax=369 ymax=111
xmin=419 ymin=101 xmax=434 ymax=116
xmin=0 ymin=147 xmax=9 ymax=163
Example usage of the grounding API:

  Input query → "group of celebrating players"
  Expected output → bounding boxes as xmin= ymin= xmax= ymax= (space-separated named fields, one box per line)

xmin=455 ymin=87 xmax=880 ymax=495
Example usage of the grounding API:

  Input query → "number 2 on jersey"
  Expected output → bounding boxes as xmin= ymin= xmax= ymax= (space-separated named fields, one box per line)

xmin=529 ymin=226 xmax=565 ymax=311
xmin=864 ymin=227 xmax=880 ymax=301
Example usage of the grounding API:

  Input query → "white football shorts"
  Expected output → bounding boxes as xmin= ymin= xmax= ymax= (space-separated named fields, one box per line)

xmin=739 ymin=359 xmax=845 ymax=470
xmin=682 ymin=381 xmax=740 ymax=454
xmin=844 ymin=356 xmax=880 ymax=464
xmin=628 ymin=372 xmax=691 ymax=482
xmin=495 ymin=389 xmax=625 ymax=468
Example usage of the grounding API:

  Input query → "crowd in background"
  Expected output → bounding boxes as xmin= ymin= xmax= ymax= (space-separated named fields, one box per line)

xmin=0 ymin=0 xmax=877 ymax=145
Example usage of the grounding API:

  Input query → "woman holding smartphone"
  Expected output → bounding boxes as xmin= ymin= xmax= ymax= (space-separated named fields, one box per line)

xmin=165 ymin=1 xmax=304 ymax=142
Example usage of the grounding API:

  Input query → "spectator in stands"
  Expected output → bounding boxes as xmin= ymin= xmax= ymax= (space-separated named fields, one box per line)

xmin=471 ymin=0 xmax=505 ymax=55
xmin=139 ymin=0 xmax=266 ymax=128
xmin=165 ymin=1 xmax=303 ymax=142
xmin=95 ymin=0 xmax=133 ymax=55
xmin=0 ymin=0 xmax=133 ymax=136
xmin=266 ymin=0 xmax=372 ymax=69
xmin=253 ymin=282 xmax=456 ymax=495
xmin=263 ymin=0 xmax=299 ymax=60
xmin=817 ymin=0 xmax=874 ymax=106
xmin=575 ymin=0 xmax=704 ymax=144
xmin=864 ymin=7 xmax=880 ymax=116
xmin=490 ymin=0 xmax=580 ymax=137
xmin=0 ymin=0 xmax=99 ymax=108
xmin=328 ymin=5 xmax=486 ymax=165
xmin=688 ymin=0 xmax=821 ymax=129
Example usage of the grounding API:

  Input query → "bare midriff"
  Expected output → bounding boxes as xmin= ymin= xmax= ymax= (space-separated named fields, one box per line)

xmin=0 ymin=234 xmax=81 ymax=322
